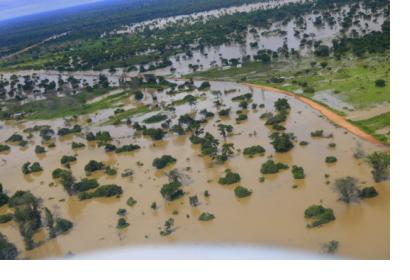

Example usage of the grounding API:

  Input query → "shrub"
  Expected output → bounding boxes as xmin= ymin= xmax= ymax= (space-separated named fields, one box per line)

xmin=160 ymin=218 xmax=174 ymax=236
xmin=34 ymin=145 xmax=46 ymax=154
xmin=367 ymin=152 xmax=389 ymax=182
xmin=6 ymin=134 xmax=23 ymax=143
xmin=218 ymin=108 xmax=231 ymax=116
xmin=72 ymin=142 xmax=85 ymax=149
xmin=84 ymin=160 xmax=105 ymax=173
xmin=198 ymin=81 xmax=211 ymax=90
xmin=72 ymin=178 xmax=99 ymax=193
xmin=117 ymin=218 xmax=129 ymax=229
xmin=57 ymin=125 xmax=81 ymax=136
xmin=104 ymin=144 xmax=117 ymax=152
xmin=270 ymin=132 xmax=294 ymax=152
xmin=95 ymin=131 xmax=112 ymax=143
xmin=234 ymin=186 xmax=252 ymax=198
xmin=218 ymin=169 xmax=241 ymax=185
xmin=86 ymin=132 xmax=96 ymax=141
xmin=115 ymin=144 xmax=140 ymax=153
xmin=299 ymin=141 xmax=309 ymax=146
xmin=375 ymin=79 xmax=386 ymax=87
xmin=333 ymin=177 xmax=361 ymax=203
xmin=105 ymin=166 xmax=117 ymax=176
xmin=325 ymin=156 xmax=337 ymax=163
xmin=310 ymin=130 xmax=324 ymax=137
xmin=143 ymin=114 xmax=167 ymax=124
xmin=243 ymin=145 xmax=266 ymax=157
xmin=134 ymin=90 xmax=144 ymax=100
xmin=236 ymin=114 xmax=248 ymax=122
xmin=198 ymin=212 xmax=215 ymax=221
xmin=360 ymin=186 xmax=378 ymax=199
xmin=304 ymin=205 xmax=335 ymax=228
xmin=0 ymin=214 xmax=13 ymax=224
xmin=274 ymin=98 xmax=290 ymax=111
xmin=143 ymin=128 xmax=166 ymax=140
xmin=322 ymin=240 xmax=339 ymax=254
xmin=160 ymin=181 xmax=183 ymax=201
xmin=55 ymin=218 xmax=73 ymax=233
xmin=153 ymin=155 xmax=177 ymax=169
xmin=0 ymin=232 xmax=18 ymax=260
xmin=0 ymin=191 xmax=9 ymax=207
xmin=60 ymin=155 xmax=77 ymax=165
xmin=22 ymin=162 xmax=43 ymax=174
xmin=292 ymin=166 xmax=305 ymax=179
xmin=0 ymin=144 xmax=10 ymax=152
xmin=127 ymin=197 xmax=137 ymax=206
xmin=52 ymin=168 xmax=71 ymax=179
xmin=260 ymin=160 xmax=288 ymax=174
xmin=79 ymin=184 xmax=123 ymax=200
xmin=328 ymin=143 xmax=336 ymax=148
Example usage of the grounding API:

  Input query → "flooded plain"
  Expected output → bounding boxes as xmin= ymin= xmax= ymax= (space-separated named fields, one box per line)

xmin=0 ymin=80 xmax=389 ymax=259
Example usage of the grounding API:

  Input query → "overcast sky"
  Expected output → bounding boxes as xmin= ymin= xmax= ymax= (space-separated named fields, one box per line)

xmin=0 ymin=0 xmax=101 ymax=21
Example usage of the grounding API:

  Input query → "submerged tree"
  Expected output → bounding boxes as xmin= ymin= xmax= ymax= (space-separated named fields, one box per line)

xmin=366 ymin=152 xmax=389 ymax=182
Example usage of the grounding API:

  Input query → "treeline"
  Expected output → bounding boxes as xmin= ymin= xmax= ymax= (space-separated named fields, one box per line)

xmin=0 ymin=0 xmax=270 ymax=57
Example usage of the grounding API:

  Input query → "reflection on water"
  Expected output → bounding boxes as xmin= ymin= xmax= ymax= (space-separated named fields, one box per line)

xmin=0 ymin=80 xmax=389 ymax=259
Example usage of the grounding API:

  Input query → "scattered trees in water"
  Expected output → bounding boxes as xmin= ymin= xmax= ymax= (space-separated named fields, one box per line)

xmin=260 ymin=160 xmax=288 ymax=174
xmin=143 ymin=128 xmax=166 ymax=140
xmin=243 ymin=145 xmax=266 ymax=157
xmin=72 ymin=142 xmax=85 ymax=149
xmin=218 ymin=169 xmax=241 ymax=185
xmin=291 ymin=165 xmax=305 ymax=179
xmin=367 ymin=151 xmax=389 ymax=182
xmin=199 ymin=212 xmax=215 ymax=221
xmin=22 ymin=162 xmax=43 ymax=174
xmin=234 ymin=186 xmax=252 ymax=198
xmin=270 ymin=132 xmax=294 ymax=152
xmin=217 ymin=124 xmax=233 ymax=140
xmin=35 ymin=145 xmax=46 ymax=154
xmin=333 ymin=176 xmax=378 ymax=202
xmin=304 ymin=205 xmax=335 ymax=228
xmin=160 ymin=181 xmax=183 ymax=201
xmin=153 ymin=155 xmax=177 ymax=169
xmin=57 ymin=124 xmax=81 ymax=136
xmin=84 ymin=160 xmax=105 ymax=173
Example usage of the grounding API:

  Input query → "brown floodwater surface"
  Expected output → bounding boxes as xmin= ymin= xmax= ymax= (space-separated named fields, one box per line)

xmin=0 ymin=81 xmax=389 ymax=259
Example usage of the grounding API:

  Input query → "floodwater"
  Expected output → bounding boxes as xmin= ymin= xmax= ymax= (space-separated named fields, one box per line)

xmin=0 ymin=80 xmax=389 ymax=259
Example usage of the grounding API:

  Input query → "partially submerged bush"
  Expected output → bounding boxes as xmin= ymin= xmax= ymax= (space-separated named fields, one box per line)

xmin=60 ymin=155 xmax=77 ymax=165
xmin=260 ymin=160 xmax=288 ymax=174
xmin=34 ymin=145 xmax=46 ymax=154
xmin=0 ymin=214 xmax=13 ymax=224
xmin=367 ymin=152 xmax=389 ymax=182
xmin=57 ymin=125 xmax=81 ymax=136
xmin=359 ymin=186 xmax=378 ymax=199
xmin=234 ymin=186 xmax=252 ymax=198
xmin=127 ymin=197 xmax=137 ymax=206
xmin=143 ymin=128 xmax=166 ymax=140
xmin=160 ymin=181 xmax=183 ymax=201
xmin=198 ymin=212 xmax=215 ymax=221
xmin=143 ymin=114 xmax=167 ymax=124
xmin=72 ymin=142 xmax=85 ymax=149
xmin=243 ymin=145 xmax=266 ymax=157
xmin=218 ymin=169 xmax=241 ymax=185
xmin=22 ymin=162 xmax=43 ymax=174
xmin=0 ymin=144 xmax=10 ymax=152
xmin=117 ymin=218 xmax=129 ymax=229
xmin=115 ymin=144 xmax=140 ymax=153
xmin=325 ymin=156 xmax=337 ymax=163
xmin=0 ymin=232 xmax=18 ymax=260
xmin=72 ymin=178 xmax=99 ymax=193
xmin=153 ymin=155 xmax=177 ymax=169
xmin=304 ymin=205 xmax=335 ymax=228
xmin=6 ymin=134 xmax=23 ymax=143
xmin=84 ymin=160 xmax=105 ymax=173
xmin=333 ymin=177 xmax=361 ymax=203
xmin=270 ymin=132 xmax=294 ymax=152
xmin=292 ymin=166 xmax=305 ymax=179
xmin=55 ymin=218 xmax=73 ymax=234
xmin=78 ymin=184 xmax=123 ymax=200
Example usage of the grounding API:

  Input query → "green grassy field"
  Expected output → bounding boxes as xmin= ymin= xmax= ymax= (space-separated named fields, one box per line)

xmin=350 ymin=112 xmax=390 ymax=144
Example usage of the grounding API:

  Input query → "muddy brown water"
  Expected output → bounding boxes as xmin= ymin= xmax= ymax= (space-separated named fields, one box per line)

xmin=0 ymin=81 xmax=389 ymax=259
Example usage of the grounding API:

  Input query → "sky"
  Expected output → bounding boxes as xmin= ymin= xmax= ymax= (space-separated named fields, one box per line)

xmin=0 ymin=0 xmax=102 ymax=21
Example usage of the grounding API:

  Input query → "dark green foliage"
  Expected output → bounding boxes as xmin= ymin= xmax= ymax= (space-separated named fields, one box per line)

xmin=292 ymin=165 xmax=305 ymax=179
xmin=217 ymin=124 xmax=233 ymax=139
xmin=234 ymin=186 xmax=252 ymax=198
xmin=143 ymin=128 xmax=166 ymax=140
xmin=328 ymin=143 xmax=336 ymax=148
xmin=160 ymin=181 xmax=183 ymax=201
xmin=0 ymin=184 xmax=9 ymax=207
xmin=0 ymin=144 xmax=10 ymax=152
xmin=34 ymin=145 xmax=46 ymax=154
xmin=116 ymin=144 xmax=140 ymax=153
xmin=127 ymin=197 xmax=137 ymax=206
xmin=117 ymin=208 xmax=127 ymax=216
xmin=134 ymin=90 xmax=144 ymax=100
xmin=117 ymin=218 xmax=129 ymax=229
xmin=86 ymin=132 xmax=96 ymax=141
xmin=72 ymin=178 xmax=99 ymax=193
xmin=270 ymin=132 xmax=294 ymax=152
xmin=198 ymin=212 xmax=215 ymax=221
xmin=236 ymin=113 xmax=248 ymax=122
xmin=243 ymin=145 xmax=266 ymax=156
xmin=22 ymin=162 xmax=43 ymax=174
xmin=72 ymin=142 xmax=85 ymax=149
xmin=304 ymin=205 xmax=335 ymax=228
xmin=274 ymin=98 xmax=290 ymax=111
xmin=375 ymin=79 xmax=386 ymax=87
xmin=160 ymin=218 xmax=175 ymax=236
xmin=78 ymin=184 xmax=123 ymax=200
xmin=299 ymin=141 xmax=309 ymax=146
xmin=218 ymin=169 xmax=241 ymax=185
xmin=105 ymin=166 xmax=117 ymax=176
xmin=360 ymin=186 xmax=378 ymax=199
xmin=60 ymin=155 xmax=77 ymax=165
xmin=218 ymin=108 xmax=231 ymax=116
xmin=0 ymin=233 xmax=18 ymax=260
xmin=333 ymin=177 xmax=361 ymax=203
xmin=0 ymin=213 xmax=13 ymax=224
xmin=95 ymin=131 xmax=112 ymax=143
xmin=367 ymin=152 xmax=389 ymax=182
xmin=143 ymin=114 xmax=168 ymax=124
xmin=6 ymin=134 xmax=23 ymax=143
xmin=310 ymin=130 xmax=324 ymax=137
xmin=57 ymin=125 xmax=81 ymax=136
xmin=55 ymin=218 xmax=73 ymax=233
xmin=153 ymin=155 xmax=177 ymax=169
xmin=322 ymin=240 xmax=339 ymax=254
xmin=84 ymin=160 xmax=105 ymax=173
xmin=260 ymin=160 xmax=288 ymax=174
xmin=314 ymin=45 xmax=330 ymax=57
xmin=44 ymin=207 xmax=56 ymax=239
xmin=325 ymin=156 xmax=337 ymax=163
xmin=198 ymin=81 xmax=211 ymax=90
xmin=104 ymin=144 xmax=117 ymax=152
